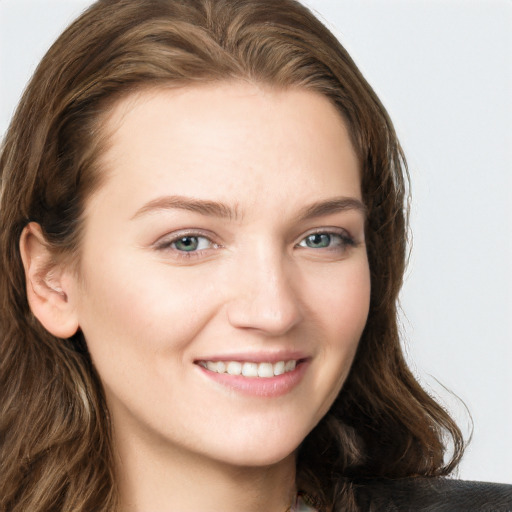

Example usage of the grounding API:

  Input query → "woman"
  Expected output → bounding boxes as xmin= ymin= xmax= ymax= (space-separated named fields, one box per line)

xmin=0 ymin=1 xmax=510 ymax=511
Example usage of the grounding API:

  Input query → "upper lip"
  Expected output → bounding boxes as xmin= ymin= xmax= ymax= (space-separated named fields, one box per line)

xmin=194 ymin=350 xmax=309 ymax=364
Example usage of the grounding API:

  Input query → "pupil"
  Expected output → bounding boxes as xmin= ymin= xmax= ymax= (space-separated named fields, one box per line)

xmin=309 ymin=234 xmax=329 ymax=247
xmin=176 ymin=236 xmax=198 ymax=251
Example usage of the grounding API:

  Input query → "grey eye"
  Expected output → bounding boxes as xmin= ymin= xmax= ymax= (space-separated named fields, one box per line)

xmin=302 ymin=233 xmax=332 ymax=249
xmin=172 ymin=236 xmax=210 ymax=252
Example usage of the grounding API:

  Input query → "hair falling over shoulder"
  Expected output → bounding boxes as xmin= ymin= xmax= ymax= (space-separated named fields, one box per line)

xmin=0 ymin=1 xmax=464 ymax=511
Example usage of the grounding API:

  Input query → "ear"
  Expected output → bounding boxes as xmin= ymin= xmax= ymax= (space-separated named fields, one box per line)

xmin=19 ymin=222 xmax=79 ymax=338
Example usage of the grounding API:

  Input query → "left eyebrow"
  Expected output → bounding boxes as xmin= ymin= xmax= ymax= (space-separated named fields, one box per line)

xmin=296 ymin=197 xmax=367 ymax=222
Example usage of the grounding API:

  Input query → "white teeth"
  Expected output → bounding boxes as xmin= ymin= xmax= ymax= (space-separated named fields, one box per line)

xmin=206 ymin=361 xmax=227 ymax=373
xmin=206 ymin=361 xmax=218 ymax=372
xmin=284 ymin=360 xmax=297 ymax=372
xmin=242 ymin=362 xmax=258 ymax=377
xmin=226 ymin=361 xmax=242 ymax=376
xmin=199 ymin=359 xmax=299 ymax=378
xmin=257 ymin=362 xmax=274 ymax=378
xmin=273 ymin=361 xmax=285 ymax=376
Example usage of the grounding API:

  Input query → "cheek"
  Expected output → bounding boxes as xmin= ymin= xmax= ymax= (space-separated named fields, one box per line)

xmin=308 ymin=258 xmax=371 ymax=339
xmin=301 ymin=256 xmax=371 ymax=406
xmin=74 ymin=251 xmax=222 ymax=368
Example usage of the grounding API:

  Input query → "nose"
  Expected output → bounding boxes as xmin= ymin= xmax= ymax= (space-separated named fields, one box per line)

xmin=225 ymin=245 xmax=304 ymax=336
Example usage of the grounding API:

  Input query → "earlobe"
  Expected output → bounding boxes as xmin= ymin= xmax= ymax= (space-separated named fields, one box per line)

xmin=19 ymin=222 xmax=79 ymax=339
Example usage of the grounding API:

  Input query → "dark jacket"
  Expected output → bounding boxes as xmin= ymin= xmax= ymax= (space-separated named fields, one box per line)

xmin=353 ymin=478 xmax=512 ymax=511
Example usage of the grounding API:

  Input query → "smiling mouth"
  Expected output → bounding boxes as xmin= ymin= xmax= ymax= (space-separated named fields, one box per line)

xmin=196 ymin=360 xmax=301 ymax=378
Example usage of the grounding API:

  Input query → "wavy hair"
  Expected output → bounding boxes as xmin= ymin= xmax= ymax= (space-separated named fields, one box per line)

xmin=0 ymin=1 xmax=464 ymax=510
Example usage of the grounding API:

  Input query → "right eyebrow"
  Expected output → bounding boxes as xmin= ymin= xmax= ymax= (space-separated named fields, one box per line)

xmin=131 ymin=195 xmax=240 ymax=221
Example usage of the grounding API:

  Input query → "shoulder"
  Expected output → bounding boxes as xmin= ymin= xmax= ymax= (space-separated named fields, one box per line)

xmin=352 ymin=477 xmax=512 ymax=511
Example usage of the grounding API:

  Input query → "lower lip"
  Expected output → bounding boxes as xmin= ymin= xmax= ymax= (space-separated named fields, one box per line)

xmin=196 ymin=360 xmax=309 ymax=397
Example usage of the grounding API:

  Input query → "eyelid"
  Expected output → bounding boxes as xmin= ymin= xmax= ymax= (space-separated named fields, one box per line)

xmin=153 ymin=229 xmax=221 ymax=253
xmin=295 ymin=226 xmax=354 ymax=244
xmin=294 ymin=227 xmax=358 ymax=257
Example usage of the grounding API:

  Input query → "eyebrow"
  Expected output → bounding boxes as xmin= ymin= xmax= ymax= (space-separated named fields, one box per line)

xmin=131 ymin=195 xmax=366 ymax=221
xmin=131 ymin=195 xmax=240 ymax=220
xmin=296 ymin=197 xmax=367 ymax=221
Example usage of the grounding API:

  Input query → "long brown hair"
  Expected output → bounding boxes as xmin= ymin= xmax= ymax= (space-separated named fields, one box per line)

xmin=0 ymin=1 xmax=464 ymax=510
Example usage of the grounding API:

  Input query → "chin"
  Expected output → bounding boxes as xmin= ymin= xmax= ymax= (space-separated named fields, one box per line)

xmin=206 ymin=423 xmax=310 ymax=468
xmin=220 ymin=445 xmax=297 ymax=469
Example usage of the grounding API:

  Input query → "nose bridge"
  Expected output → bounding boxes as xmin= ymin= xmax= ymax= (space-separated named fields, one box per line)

xmin=226 ymin=239 xmax=303 ymax=335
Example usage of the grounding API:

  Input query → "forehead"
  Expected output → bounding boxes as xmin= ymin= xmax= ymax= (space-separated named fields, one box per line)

xmin=88 ymin=81 xmax=361 ymax=220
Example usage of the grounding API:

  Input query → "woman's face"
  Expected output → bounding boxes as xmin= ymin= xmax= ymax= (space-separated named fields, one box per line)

xmin=70 ymin=82 xmax=370 ymax=468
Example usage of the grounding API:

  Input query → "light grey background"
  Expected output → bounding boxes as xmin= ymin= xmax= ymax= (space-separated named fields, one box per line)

xmin=1 ymin=0 xmax=511 ymax=484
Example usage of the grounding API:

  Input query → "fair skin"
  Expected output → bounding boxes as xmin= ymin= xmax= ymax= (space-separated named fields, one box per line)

xmin=21 ymin=82 xmax=371 ymax=512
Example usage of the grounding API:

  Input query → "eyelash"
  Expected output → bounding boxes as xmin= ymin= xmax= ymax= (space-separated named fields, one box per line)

xmin=154 ymin=230 xmax=219 ymax=261
xmin=154 ymin=228 xmax=356 ymax=261
xmin=296 ymin=229 xmax=356 ymax=252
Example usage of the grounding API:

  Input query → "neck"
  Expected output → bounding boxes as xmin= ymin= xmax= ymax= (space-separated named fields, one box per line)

xmin=114 ymin=430 xmax=297 ymax=512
